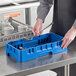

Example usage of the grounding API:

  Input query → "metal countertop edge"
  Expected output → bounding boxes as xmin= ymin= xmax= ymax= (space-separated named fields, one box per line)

xmin=6 ymin=56 xmax=76 ymax=76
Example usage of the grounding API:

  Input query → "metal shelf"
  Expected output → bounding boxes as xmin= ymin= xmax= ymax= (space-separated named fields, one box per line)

xmin=0 ymin=31 xmax=33 ymax=47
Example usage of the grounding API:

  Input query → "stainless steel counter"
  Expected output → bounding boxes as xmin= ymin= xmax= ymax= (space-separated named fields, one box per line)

xmin=0 ymin=39 xmax=76 ymax=76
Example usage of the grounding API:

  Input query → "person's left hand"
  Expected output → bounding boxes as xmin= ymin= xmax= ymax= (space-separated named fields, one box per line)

xmin=61 ymin=26 xmax=76 ymax=49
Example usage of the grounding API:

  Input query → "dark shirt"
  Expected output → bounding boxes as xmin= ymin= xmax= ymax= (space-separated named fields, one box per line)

xmin=37 ymin=0 xmax=76 ymax=36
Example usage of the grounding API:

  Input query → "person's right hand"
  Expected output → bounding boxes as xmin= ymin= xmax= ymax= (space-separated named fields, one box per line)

xmin=32 ymin=18 xmax=43 ymax=36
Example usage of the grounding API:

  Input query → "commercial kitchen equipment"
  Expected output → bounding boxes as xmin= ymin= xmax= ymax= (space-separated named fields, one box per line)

xmin=0 ymin=0 xmax=75 ymax=76
xmin=0 ymin=0 xmax=39 ymax=47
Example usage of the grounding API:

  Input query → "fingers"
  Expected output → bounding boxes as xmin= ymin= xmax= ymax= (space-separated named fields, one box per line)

xmin=32 ymin=28 xmax=36 ymax=36
xmin=63 ymin=39 xmax=71 ymax=49
xmin=61 ymin=37 xmax=67 ymax=48
xmin=32 ymin=25 xmax=42 ymax=36
xmin=32 ymin=28 xmax=41 ymax=36
xmin=32 ymin=27 xmax=39 ymax=36
xmin=36 ymin=27 xmax=40 ymax=36
xmin=40 ymin=31 xmax=42 ymax=34
xmin=61 ymin=37 xmax=72 ymax=49
xmin=32 ymin=19 xmax=43 ymax=36
xmin=36 ymin=30 xmax=42 ymax=36
xmin=36 ymin=25 xmax=42 ymax=36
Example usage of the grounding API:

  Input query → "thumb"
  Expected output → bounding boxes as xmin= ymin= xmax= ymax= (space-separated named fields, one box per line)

xmin=32 ymin=28 xmax=36 ymax=36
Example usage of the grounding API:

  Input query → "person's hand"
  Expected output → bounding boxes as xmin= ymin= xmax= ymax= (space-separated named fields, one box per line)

xmin=32 ymin=18 xmax=43 ymax=36
xmin=61 ymin=26 xmax=76 ymax=49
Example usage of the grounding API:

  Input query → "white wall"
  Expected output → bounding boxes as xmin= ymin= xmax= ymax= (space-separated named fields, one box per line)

xmin=43 ymin=5 xmax=54 ymax=34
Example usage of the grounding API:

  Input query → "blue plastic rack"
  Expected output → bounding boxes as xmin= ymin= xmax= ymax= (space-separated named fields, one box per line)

xmin=6 ymin=33 xmax=67 ymax=62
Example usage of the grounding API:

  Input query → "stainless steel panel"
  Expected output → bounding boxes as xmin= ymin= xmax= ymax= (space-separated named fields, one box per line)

xmin=0 ymin=8 xmax=27 ymax=47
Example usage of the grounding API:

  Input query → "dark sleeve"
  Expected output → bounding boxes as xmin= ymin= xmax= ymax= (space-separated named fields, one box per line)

xmin=37 ymin=0 xmax=53 ymax=22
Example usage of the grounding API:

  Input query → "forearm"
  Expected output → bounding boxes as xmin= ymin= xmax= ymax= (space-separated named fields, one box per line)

xmin=37 ymin=0 xmax=53 ymax=22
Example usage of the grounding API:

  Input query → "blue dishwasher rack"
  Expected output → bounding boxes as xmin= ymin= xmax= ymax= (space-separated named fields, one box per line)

xmin=6 ymin=33 xmax=67 ymax=62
